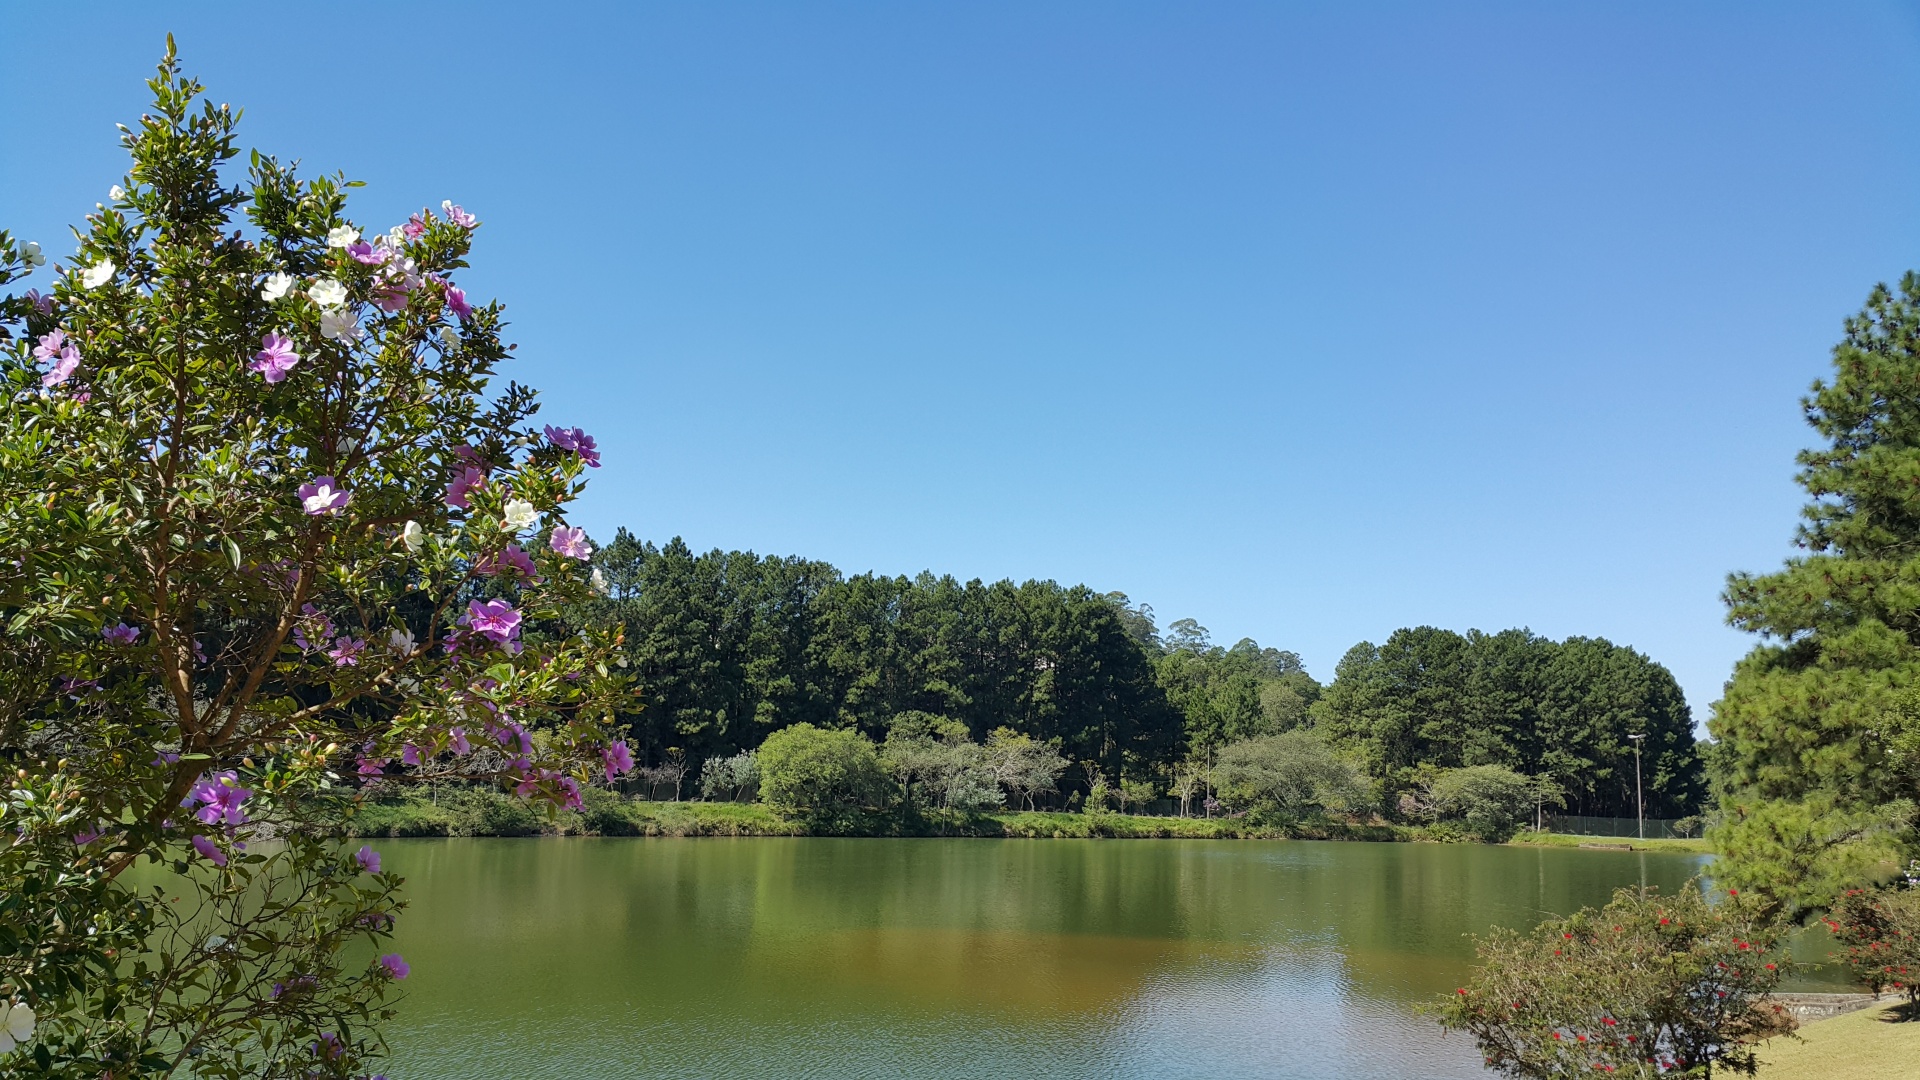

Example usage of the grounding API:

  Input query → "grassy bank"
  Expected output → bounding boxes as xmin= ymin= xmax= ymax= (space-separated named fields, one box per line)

xmin=341 ymin=786 xmax=1412 ymax=840
xmin=1755 ymin=1000 xmax=1917 ymax=1079
xmin=1506 ymin=829 xmax=1714 ymax=854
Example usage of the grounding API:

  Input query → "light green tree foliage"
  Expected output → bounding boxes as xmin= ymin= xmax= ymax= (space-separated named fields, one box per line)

xmin=0 ymin=46 xmax=625 ymax=1078
xmin=880 ymin=711 xmax=1002 ymax=812
xmin=1427 ymin=765 xmax=1538 ymax=843
xmin=697 ymin=749 xmax=760 ymax=801
xmin=756 ymin=723 xmax=890 ymax=823
xmin=1214 ymin=730 xmax=1370 ymax=818
xmin=1713 ymin=275 xmax=1920 ymax=914
xmin=981 ymin=728 xmax=1068 ymax=810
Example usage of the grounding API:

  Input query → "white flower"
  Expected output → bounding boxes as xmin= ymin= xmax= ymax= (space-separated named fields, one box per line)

xmin=22 ymin=242 xmax=44 ymax=267
xmin=387 ymin=225 xmax=408 ymax=248
xmin=389 ymin=627 xmax=416 ymax=655
xmin=399 ymin=520 xmax=424 ymax=553
xmin=81 ymin=260 xmax=114 ymax=288
xmin=439 ymin=327 xmax=460 ymax=350
xmin=308 ymin=278 xmax=348 ymax=308
xmin=0 ymin=999 xmax=33 ymax=1052
xmin=502 ymin=499 xmax=539 ymax=532
xmin=301 ymin=480 xmax=346 ymax=516
xmin=319 ymin=308 xmax=362 ymax=342
xmin=590 ymin=567 xmax=610 ymax=596
xmin=326 ymin=225 xmax=360 ymax=248
xmin=205 ymin=935 xmax=228 ymax=951
xmin=261 ymin=271 xmax=293 ymax=301
xmin=109 ymin=184 xmax=126 ymax=200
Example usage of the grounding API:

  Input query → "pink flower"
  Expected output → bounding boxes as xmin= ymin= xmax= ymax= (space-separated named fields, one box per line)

xmin=461 ymin=599 xmax=522 ymax=646
xmin=549 ymin=526 xmax=593 ymax=560
xmin=403 ymin=211 xmax=430 ymax=239
xmin=444 ymin=283 xmax=472 ymax=322
xmin=43 ymin=345 xmax=80 ymax=387
xmin=32 ymin=329 xmax=67 ymax=363
xmin=379 ymin=953 xmax=410 ymax=980
xmin=477 ymin=544 xmax=538 ymax=578
xmin=103 ymin=622 xmax=139 ymax=645
xmin=251 ymin=332 xmax=301 ymax=384
xmin=449 ymin=727 xmax=471 ymax=756
xmin=445 ymin=465 xmax=485 ymax=509
xmin=442 ymin=200 xmax=477 ymax=228
xmin=299 ymin=476 xmax=350 ymax=516
xmin=328 ymin=636 xmax=367 ymax=666
xmin=603 ymin=740 xmax=634 ymax=783
xmin=543 ymin=425 xmax=602 ymax=468
xmin=356 ymin=755 xmax=389 ymax=777
xmin=372 ymin=280 xmax=411 ymax=312
xmin=355 ymin=845 xmax=381 ymax=873
xmin=191 ymin=833 xmax=227 ymax=866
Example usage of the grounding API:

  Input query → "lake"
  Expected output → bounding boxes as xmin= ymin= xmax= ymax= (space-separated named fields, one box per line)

xmin=373 ymin=837 xmax=1823 ymax=1079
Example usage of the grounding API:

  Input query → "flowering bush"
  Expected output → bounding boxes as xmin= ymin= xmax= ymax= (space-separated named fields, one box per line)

xmin=1435 ymin=882 xmax=1796 ymax=1077
xmin=0 ymin=42 xmax=630 ymax=1078
xmin=1823 ymin=879 xmax=1920 ymax=1011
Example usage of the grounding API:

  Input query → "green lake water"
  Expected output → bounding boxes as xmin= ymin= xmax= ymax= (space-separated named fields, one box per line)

xmin=371 ymin=838 xmax=1819 ymax=1079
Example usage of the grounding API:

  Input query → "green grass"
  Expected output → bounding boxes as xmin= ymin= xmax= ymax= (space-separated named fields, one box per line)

xmin=1505 ymin=829 xmax=1714 ymax=854
xmin=1754 ymin=1000 xmax=1918 ymax=1079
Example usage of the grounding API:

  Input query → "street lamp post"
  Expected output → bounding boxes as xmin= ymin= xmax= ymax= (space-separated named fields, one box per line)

xmin=1627 ymin=734 xmax=1646 ymax=840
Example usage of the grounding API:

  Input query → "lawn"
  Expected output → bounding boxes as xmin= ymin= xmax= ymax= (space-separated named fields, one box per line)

xmin=1506 ymin=830 xmax=1714 ymax=854
xmin=1754 ymin=1000 xmax=1918 ymax=1079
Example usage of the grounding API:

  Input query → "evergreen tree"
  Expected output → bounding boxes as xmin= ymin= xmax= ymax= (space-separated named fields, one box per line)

xmin=1713 ymin=276 xmax=1920 ymax=911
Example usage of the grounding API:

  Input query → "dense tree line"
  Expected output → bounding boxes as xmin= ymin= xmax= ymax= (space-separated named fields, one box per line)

xmin=1311 ymin=627 xmax=1704 ymax=817
xmin=574 ymin=531 xmax=1704 ymax=819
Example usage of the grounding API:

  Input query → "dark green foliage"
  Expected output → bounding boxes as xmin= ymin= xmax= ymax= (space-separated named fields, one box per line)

xmin=1712 ymin=275 xmax=1920 ymax=912
xmin=1312 ymin=627 xmax=1703 ymax=818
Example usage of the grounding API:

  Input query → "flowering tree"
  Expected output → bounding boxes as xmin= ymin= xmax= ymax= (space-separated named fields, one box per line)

xmin=1435 ymin=883 xmax=1796 ymax=1078
xmin=0 ymin=42 xmax=631 ymax=1078
xmin=1823 ymin=881 xmax=1920 ymax=1011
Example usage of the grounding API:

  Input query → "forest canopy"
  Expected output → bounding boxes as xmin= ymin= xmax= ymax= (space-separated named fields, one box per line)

xmin=577 ymin=531 xmax=1703 ymax=818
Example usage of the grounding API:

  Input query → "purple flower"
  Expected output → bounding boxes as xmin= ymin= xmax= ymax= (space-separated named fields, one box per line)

xmin=103 ymin=623 xmax=139 ymax=645
xmin=355 ymin=845 xmax=382 ymax=873
xmin=444 ymin=465 xmax=485 ymax=509
xmin=400 ymin=742 xmax=422 ymax=766
xmin=152 ymin=751 xmax=180 ymax=767
xmin=603 ymin=740 xmax=634 ymax=783
xmin=543 ymin=425 xmax=602 ymax=468
xmin=250 ymin=332 xmax=301 ymax=384
xmin=347 ymin=241 xmax=387 ymax=266
xmin=477 ymin=544 xmax=538 ymax=578
xmin=187 ymin=771 xmax=252 ymax=827
xmin=32 ymin=329 xmax=67 ymax=364
xmin=191 ymin=834 xmax=227 ymax=867
xmin=379 ymin=954 xmax=410 ymax=980
xmin=549 ymin=526 xmax=593 ymax=560
xmin=313 ymin=1033 xmax=343 ymax=1060
xmin=462 ymin=599 xmax=522 ymax=646
xmin=356 ymin=755 xmax=389 ymax=777
xmin=25 ymin=289 xmax=53 ymax=315
xmin=449 ymin=726 xmax=471 ymax=756
xmin=442 ymin=200 xmax=477 ymax=228
xmin=43 ymin=345 xmax=80 ymax=388
xmin=58 ymin=676 xmax=99 ymax=698
xmin=444 ymin=283 xmax=472 ymax=322
xmin=299 ymin=476 xmax=350 ymax=516
xmin=372 ymin=280 xmax=411 ymax=312
xmin=292 ymin=604 xmax=335 ymax=653
xmin=328 ymin=636 xmax=367 ymax=666
xmin=72 ymin=827 xmax=102 ymax=846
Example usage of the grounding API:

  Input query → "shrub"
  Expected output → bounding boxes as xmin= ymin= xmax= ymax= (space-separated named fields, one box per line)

xmin=758 ymin=723 xmax=891 ymax=823
xmin=698 ymin=749 xmax=761 ymax=801
xmin=1215 ymin=730 xmax=1369 ymax=817
xmin=1429 ymin=765 xmax=1537 ymax=843
xmin=1824 ymin=883 xmax=1920 ymax=1009
xmin=1436 ymin=881 xmax=1796 ymax=1077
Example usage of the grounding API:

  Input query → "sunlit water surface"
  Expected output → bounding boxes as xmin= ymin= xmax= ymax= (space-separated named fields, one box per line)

xmin=371 ymin=838 xmax=1777 ymax=1079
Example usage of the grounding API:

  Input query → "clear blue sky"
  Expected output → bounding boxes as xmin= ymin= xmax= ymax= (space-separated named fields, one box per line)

xmin=9 ymin=2 xmax=1920 ymax=727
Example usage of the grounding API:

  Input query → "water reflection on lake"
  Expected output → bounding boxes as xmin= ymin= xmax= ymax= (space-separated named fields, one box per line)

xmin=381 ymin=838 xmax=1722 ymax=1079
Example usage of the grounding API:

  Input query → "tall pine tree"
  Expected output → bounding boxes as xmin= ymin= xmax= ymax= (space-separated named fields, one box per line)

xmin=1713 ymin=275 xmax=1920 ymax=913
